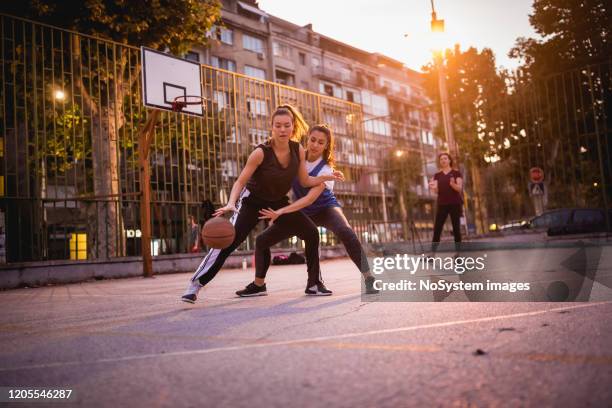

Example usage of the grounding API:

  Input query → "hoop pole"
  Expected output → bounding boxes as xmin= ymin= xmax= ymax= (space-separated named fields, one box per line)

xmin=138 ymin=109 xmax=161 ymax=278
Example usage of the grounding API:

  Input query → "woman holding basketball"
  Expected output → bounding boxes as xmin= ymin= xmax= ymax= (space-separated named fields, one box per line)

xmin=181 ymin=105 xmax=342 ymax=303
xmin=237 ymin=124 xmax=379 ymax=295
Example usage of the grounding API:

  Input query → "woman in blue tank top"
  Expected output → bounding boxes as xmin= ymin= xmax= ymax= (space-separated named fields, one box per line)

xmin=255 ymin=124 xmax=379 ymax=294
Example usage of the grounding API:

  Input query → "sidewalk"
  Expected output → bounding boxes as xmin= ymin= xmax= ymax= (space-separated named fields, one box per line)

xmin=0 ymin=246 xmax=348 ymax=290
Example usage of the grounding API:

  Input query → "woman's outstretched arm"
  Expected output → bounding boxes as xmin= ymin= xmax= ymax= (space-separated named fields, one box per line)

xmin=213 ymin=148 xmax=264 ymax=216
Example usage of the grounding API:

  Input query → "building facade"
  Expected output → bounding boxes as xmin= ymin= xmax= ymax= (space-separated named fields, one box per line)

xmin=195 ymin=0 xmax=440 ymax=242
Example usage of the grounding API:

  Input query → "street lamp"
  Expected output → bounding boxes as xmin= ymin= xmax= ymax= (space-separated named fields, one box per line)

xmin=430 ymin=0 xmax=457 ymax=158
xmin=54 ymin=89 xmax=66 ymax=101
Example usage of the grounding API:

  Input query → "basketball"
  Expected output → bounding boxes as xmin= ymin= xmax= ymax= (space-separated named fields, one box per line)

xmin=202 ymin=217 xmax=235 ymax=249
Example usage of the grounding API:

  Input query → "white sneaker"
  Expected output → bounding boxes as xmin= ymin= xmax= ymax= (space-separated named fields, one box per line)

xmin=181 ymin=279 xmax=202 ymax=303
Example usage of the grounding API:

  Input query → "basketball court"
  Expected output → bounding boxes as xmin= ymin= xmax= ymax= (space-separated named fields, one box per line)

xmin=1 ymin=257 xmax=612 ymax=407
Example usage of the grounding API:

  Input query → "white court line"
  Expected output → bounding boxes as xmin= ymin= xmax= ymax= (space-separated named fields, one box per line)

xmin=1 ymin=301 xmax=610 ymax=372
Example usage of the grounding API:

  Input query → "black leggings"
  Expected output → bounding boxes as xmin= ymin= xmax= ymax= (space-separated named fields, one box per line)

xmin=309 ymin=207 xmax=369 ymax=274
xmin=432 ymin=203 xmax=462 ymax=251
xmin=191 ymin=191 xmax=321 ymax=287
xmin=255 ymin=206 xmax=368 ymax=283
xmin=255 ymin=211 xmax=322 ymax=286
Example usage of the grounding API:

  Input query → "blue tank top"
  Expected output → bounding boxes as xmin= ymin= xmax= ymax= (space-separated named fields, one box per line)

xmin=291 ymin=159 xmax=341 ymax=216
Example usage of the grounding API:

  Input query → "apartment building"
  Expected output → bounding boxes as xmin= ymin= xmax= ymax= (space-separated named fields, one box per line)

xmin=193 ymin=0 xmax=439 ymax=238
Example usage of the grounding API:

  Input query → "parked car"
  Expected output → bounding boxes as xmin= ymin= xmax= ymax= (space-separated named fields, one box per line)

xmin=525 ymin=208 xmax=612 ymax=236
xmin=498 ymin=220 xmax=529 ymax=231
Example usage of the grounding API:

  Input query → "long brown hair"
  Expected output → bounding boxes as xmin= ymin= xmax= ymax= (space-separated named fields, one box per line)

xmin=271 ymin=104 xmax=309 ymax=142
xmin=307 ymin=124 xmax=336 ymax=169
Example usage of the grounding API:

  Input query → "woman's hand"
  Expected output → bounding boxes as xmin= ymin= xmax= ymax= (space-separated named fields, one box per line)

xmin=258 ymin=208 xmax=283 ymax=225
xmin=321 ymin=170 xmax=344 ymax=182
xmin=428 ymin=179 xmax=438 ymax=190
xmin=213 ymin=203 xmax=237 ymax=217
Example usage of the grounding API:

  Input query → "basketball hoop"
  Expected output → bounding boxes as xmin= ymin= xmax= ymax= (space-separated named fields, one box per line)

xmin=171 ymin=95 xmax=206 ymax=113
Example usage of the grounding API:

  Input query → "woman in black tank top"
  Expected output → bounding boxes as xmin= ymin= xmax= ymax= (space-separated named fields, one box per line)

xmin=181 ymin=104 xmax=343 ymax=303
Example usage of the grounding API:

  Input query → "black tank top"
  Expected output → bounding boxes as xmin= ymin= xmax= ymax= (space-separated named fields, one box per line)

xmin=246 ymin=140 xmax=300 ymax=202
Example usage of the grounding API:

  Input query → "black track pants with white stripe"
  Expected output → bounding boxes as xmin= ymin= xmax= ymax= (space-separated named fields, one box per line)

xmin=191 ymin=191 xmax=298 ymax=287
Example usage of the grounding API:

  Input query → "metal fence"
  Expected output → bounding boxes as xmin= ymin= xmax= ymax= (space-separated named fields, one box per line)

xmin=0 ymin=14 xmax=379 ymax=263
xmin=3 ymin=13 xmax=608 ymax=264
xmin=460 ymin=60 xmax=612 ymax=233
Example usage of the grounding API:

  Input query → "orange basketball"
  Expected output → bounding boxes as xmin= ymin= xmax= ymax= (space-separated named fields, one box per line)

xmin=202 ymin=217 xmax=235 ymax=249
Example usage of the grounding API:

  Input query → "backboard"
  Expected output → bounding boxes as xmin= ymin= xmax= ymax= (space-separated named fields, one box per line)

xmin=141 ymin=47 xmax=204 ymax=116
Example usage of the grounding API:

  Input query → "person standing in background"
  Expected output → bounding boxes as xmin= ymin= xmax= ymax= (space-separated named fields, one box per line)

xmin=429 ymin=153 xmax=463 ymax=253
xmin=187 ymin=215 xmax=200 ymax=253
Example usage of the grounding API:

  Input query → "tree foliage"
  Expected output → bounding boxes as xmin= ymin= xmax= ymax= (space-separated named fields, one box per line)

xmin=1 ymin=0 xmax=221 ymax=55
xmin=421 ymin=45 xmax=508 ymax=166
xmin=0 ymin=2 xmax=222 ymax=259
xmin=509 ymin=0 xmax=612 ymax=76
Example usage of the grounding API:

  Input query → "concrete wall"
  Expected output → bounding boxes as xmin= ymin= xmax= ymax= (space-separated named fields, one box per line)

xmin=0 ymin=246 xmax=348 ymax=290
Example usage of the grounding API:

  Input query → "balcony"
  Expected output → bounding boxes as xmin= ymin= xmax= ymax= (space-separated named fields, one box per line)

xmin=312 ymin=67 xmax=354 ymax=84
xmin=384 ymin=87 xmax=411 ymax=101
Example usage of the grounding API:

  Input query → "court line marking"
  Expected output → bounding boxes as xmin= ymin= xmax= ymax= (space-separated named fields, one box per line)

xmin=1 ymin=300 xmax=610 ymax=372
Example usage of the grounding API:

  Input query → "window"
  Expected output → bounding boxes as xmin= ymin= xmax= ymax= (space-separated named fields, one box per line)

xmin=243 ymin=34 xmax=264 ymax=52
xmin=323 ymin=84 xmax=334 ymax=97
xmin=222 ymin=160 xmax=239 ymax=178
xmin=531 ymin=214 xmax=550 ymax=229
xmin=249 ymin=128 xmax=269 ymax=146
xmin=320 ymin=82 xmax=341 ymax=98
xmin=275 ymin=70 xmax=295 ymax=86
xmin=228 ymin=126 xmax=237 ymax=143
xmin=217 ymin=27 xmax=234 ymax=45
xmin=531 ymin=210 xmax=571 ymax=229
xmin=247 ymin=98 xmax=268 ymax=116
xmin=312 ymin=57 xmax=320 ymax=68
xmin=364 ymin=120 xmax=391 ymax=136
xmin=299 ymin=52 xmax=306 ymax=65
xmin=213 ymin=91 xmax=231 ymax=112
xmin=211 ymin=56 xmax=236 ymax=72
xmin=572 ymin=210 xmax=603 ymax=226
xmin=244 ymin=65 xmax=266 ymax=80
xmin=346 ymin=91 xmax=354 ymax=102
xmin=340 ymin=68 xmax=352 ymax=82
xmin=185 ymin=51 xmax=200 ymax=62
xmin=370 ymin=94 xmax=389 ymax=116
xmin=361 ymin=90 xmax=372 ymax=108
xmin=273 ymin=41 xmax=292 ymax=58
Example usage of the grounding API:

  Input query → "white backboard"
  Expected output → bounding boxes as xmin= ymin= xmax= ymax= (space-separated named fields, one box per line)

xmin=141 ymin=47 xmax=203 ymax=116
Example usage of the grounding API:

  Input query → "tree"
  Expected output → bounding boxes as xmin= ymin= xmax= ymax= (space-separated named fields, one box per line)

xmin=1 ymin=1 xmax=221 ymax=259
xmin=422 ymin=45 xmax=508 ymax=165
xmin=421 ymin=45 xmax=508 ymax=232
xmin=509 ymin=0 xmax=612 ymax=77
xmin=509 ymin=0 xmax=612 ymax=213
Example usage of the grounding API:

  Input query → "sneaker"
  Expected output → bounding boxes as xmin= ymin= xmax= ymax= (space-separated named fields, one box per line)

xmin=364 ymin=276 xmax=379 ymax=294
xmin=181 ymin=279 xmax=203 ymax=304
xmin=305 ymin=283 xmax=333 ymax=296
xmin=236 ymin=282 xmax=267 ymax=297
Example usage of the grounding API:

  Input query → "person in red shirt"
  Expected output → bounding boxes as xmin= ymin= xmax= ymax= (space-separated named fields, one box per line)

xmin=428 ymin=153 xmax=463 ymax=252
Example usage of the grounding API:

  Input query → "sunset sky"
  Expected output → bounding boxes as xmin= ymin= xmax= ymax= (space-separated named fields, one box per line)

xmin=257 ymin=0 xmax=539 ymax=72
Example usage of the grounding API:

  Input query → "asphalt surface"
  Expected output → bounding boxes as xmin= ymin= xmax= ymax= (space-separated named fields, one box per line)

xmin=1 ymin=257 xmax=612 ymax=407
